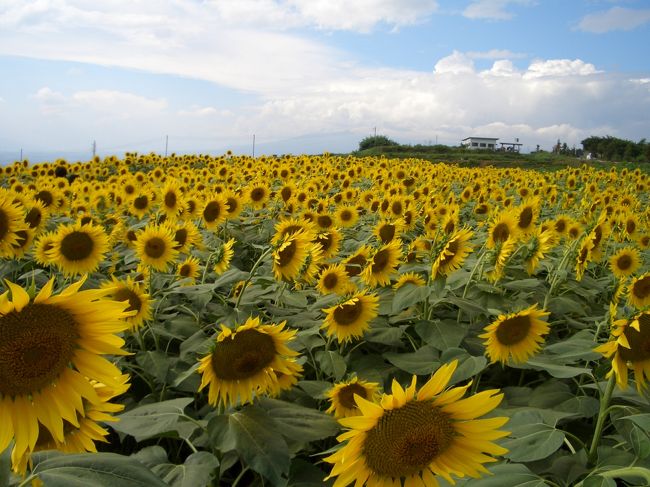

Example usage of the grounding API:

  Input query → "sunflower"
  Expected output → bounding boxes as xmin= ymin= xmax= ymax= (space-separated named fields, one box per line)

xmin=11 ymin=377 xmax=129 ymax=476
xmin=479 ymin=304 xmax=550 ymax=365
xmin=317 ymin=263 xmax=353 ymax=295
xmin=609 ymin=247 xmax=642 ymax=279
xmin=315 ymin=228 xmax=342 ymax=260
xmin=322 ymin=291 xmax=379 ymax=343
xmin=393 ymin=272 xmax=427 ymax=290
xmin=272 ymin=217 xmax=316 ymax=245
xmin=201 ymin=194 xmax=228 ymax=230
xmin=171 ymin=220 xmax=202 ymax=253
xmin=299 ymin=241 xmax=325 ymax=285
xmin=134 ymin=223 xmax=179 ymax=271
xmin=514 ymin=198 xmax=539 ymax=236
xmin=360 ymin=239 xmax=402 ymax=288
xmin=373 ymin=219 xmax=404 ymax=244
xmin=0 ymin=278 xmax=131 ymax=458
xmin=627 ymin=273 xmax=650 ymax=308
xmin=159 ymin=179 xmax=184 ymax=219
xmin=223 ymin=190 xmax=245 ymax=219
xmin=99 ymin=276 xmax=152 ymax=332
xmin=273 ymin=232 xmax=310 ymax=282
xmin=0 ymin=194 xmax=28 ymax=257
xmin=32 ymin=231 xmax=57 ymax=267
xmin=10 ymin=228 xmax=35 ymax=259
xmin=344 ymin=245 xmax=372 ymax=277
xmin=595 ymin=312 xmax=650 ymax=391
xmin=247 ymin=182 xmax=270 ymax=209
xmin=431 ymin=228 xmax=473 ymax=278
xmin=486 ymin=210 xmax=519 ymax=249
xmin=326 ymin=377 xmax=380 ymax=418
xmin=197 ymin=317 xmax=300 ymax=408
xmin=335 ymin=205 xmax=359 ymax=228
xmin=523 ymin=226 xmax=557 ymax=275
xmin=213 ymin=238 xmax=235 ymax=275
xmin=129 ymin=191 xmax=152 ymax=219
xmin=47 ymin=222 xmax=109 ymax=276
xmin=177 ymin=256 xmax=201 ymax=283
xmin=324 ymin=360 xmax=509 ymax=486
xmin=269 ymin=359 xmax=304 ymax=397
xmin=23 ymin=200 xmax=49 ymax=232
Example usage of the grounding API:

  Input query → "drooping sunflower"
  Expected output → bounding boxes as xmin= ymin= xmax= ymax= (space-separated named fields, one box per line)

xmin=343 ymin=245 xmax=372 ymax=277
xmin=0 ymin=278 xmax=131 ymax=458
xmin=10 ymin=228 xmax=35 ymax=259
xmin=393 ymin=272 xmax=427 ymax=289
xmin=523 ymin=226 xmax=557 ymax=275
xmin=177 ymin=256 xmax=201 ymax=283
xmin=360 ymin=239 xmax=402 ymax=288
xmin=575 ymin=235 xmax=595 ymax=282
xmin=197 ymin=317 xmax=300 ymax=408
xmin=134 ymin=223 xmax=179 ymax=271
xmin=627 ymin=273 xmax=650 ymax=308
xmin=171 ymin=220 xmax=202 ymax=253
xmin=595 ymin=311 xmax=650 ymax=391
xmin=10 ymin=377 xmax=130 ymax=476
xmin=201 ymin=194 xmax=228 ymax=230
xmin=325 ymin=377 xmax=380 ymax=418
xmin=273 ymin=232 xmax=310 ymax=282
xmin=0 ymin=194 xmax=28 ymax=257
xmin=514 ymin=198 xmax=540 ymax=236
xmin=47 ymin=222 xmax=109 ymax=276
xmin=479 ymin=304 xmax=550 ymax=365
xmin=269 ymin=359 xmax=303 ymax=397
xmin=322 ymin=291 xmax=379 ymax=343
xmin=272 ymin=217 xmax=316 ymax=245
xmin=609 ymin=247 xmax=642 ymax=279
xmin=324 ymin=360 xmax=509 ymax=487
xmin=100 ymin=276 xmax=152 ymax=332
xmin=373 ymin=219 xmax=404 ymax=245
xmin=431 ymin=228 xmax=473 ymax=278
xmin=314 ymin=228 xmax=342 ymax=260
xmin=213 ymin=238 xmax=235 ymax=275
xmin=317 ymin=263 xmax=353 ymax=295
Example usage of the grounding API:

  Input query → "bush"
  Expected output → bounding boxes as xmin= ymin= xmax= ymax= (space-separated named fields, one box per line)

xmin=358 ymin=135 xmax=398 ymax=151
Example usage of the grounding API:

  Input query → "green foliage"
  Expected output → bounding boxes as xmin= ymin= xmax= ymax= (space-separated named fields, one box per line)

xmin=582 ymin=135 xmax=650 ymax=162
xmin=357 ymin=134 xmax=398 ymax=150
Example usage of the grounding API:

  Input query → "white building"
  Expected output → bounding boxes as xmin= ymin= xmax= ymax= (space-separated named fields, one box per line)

xmin=461 ymin=137 xmax=498 ymax=150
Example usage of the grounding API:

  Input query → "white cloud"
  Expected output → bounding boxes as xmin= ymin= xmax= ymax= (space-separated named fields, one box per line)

xmin=577 ymin=7 xmax=650 ymax=33
xmin=434 ymin=51 xmax=475 ymax=74
xmin=178 ymin=106 xmax=233 ymax=117
xmin=463 ymin=0 xmax=534 ymax=20
xmin=466 ymin=49 xmax=526 ymax=59
xmin=524 ymin=59 xmax=601 ymax=79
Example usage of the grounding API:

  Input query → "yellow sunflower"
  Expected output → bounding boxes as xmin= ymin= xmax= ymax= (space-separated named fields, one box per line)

xmin=479 ymin=304 xmax=550 ymax=364
xmin=393 ymin=272 xmax=427 ymax=289
xmin=134 ymin=223 xmax=179 ymax=271
xmin=177 ymin=256 xmax=201 ymax=283
xmin=322 ymin=291 xmax=379 ymax=343
xmin=247 ymin=181 xmax=270 ymax=209
xmin=201 ymin=194 xmax=228 ymax=230
xmin=100 ymin=276 xmax=152 ymax=332
xmin=575 ymin=236 xmax=595 ymax=282
xmin=269 ymin=359 xmax=304 ymax=397
xmin=595 ymin=311 xmax=650 ymax=391
xmin=159 ymin=179 xmax=185 ymax=219
xmin=360 ymin=239 xmax=402 ymax=288
xmin=213 ymin=238 xmax=235 ymax=275
xmin=23 ymin=200 xmax=49 ymax=232
xmin=523 ymin=226 xmax=557 ymax=275
xmin=486 ymin=210 xmax=519 ymax=249
xmin=609 ymin=247 xmax=642 ymax=279
xmin=335 ymin=205 xmax=359 ymax=228
xmin=0 ymin=278 xmax=131 ymax=459
xmin=431 ymin=228 xmax=474 ymax=278
xmin=171 ymin=220 xmax=202 ymax=253
xmin=343 ymin=245 xmax=372 ymax=277
xmin=272 ymin=217 xmax=316 ymax=246
xmin=326 ymin=377 xmax=380 ymax=418
xmin=273 ymin=232 xmax=310 ymax=282
xmin=514 ymin=198 xmax=540 ymax=236
xmin=129 ymin=191 xmax=153 ymax=219
xmin=324 ymin=361 xmax=509 ymax=487
xmin=33 ymin=231 xmax=57 ymax=267
xmin=0 ymin=194 xmax=28 ymax=257
xmin=315 ymin=228 xmax=342 ymax=260
xmin=627 ymin=273 xmax=650 ymax=308
xmin=47 ymin=222 xmax=110 ymax=276
xmin=10 ymin=228 xmax=35 ymax=259
xmin=317 ymin=263 xmax=353 ymax=295
xmin=373 ymin=219 xmax=404 ymax=245
xmin=197 ymin=317 xmax=300 ymax=408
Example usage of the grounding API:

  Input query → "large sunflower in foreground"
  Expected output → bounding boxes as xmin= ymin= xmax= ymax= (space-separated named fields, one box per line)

xmin=0 ymin=278 xmax=131 ymax=458
xmin=322 ymin=291 xmax=379 ymax=343
xmin=197 ymin=317 xmax=300 ymax=408
xmin=431 ymin=228 xmax=473 ymax=278
xmin=326 ymin=377 xmax=380 ymax=419
xmin=47 ymin=222 xmax=110 ymax=276
xmin=479 ymin=304 xmax=550 ymax=364
xmin=595 ymin=311 xmax=650 ymax=391
xmin=324 ymin=361 xmax=509 ymax=487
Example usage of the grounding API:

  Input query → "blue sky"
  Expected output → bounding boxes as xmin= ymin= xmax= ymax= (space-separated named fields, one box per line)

xmin=1 ymin=0 xmax=649 ymax=160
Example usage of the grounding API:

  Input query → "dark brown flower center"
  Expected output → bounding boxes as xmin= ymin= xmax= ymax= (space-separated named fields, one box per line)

xmin=164 ymin=191 xmax=177 ymax=208
xmin=619 ymin=314 xmax=650 ymax=362
xmin=60 ymin=231 xmax=94 ymax=261
xmin=174 ymin=228 xmax=188 ymax=249
xmin=316 ymin=233 xmax=333 ymax=253
xmin=203 ymin=201 xmax=222 ymax=223
xmin=518 ymin=207 xmax=534 ymax=229
xmin=277 ymin=239 xmax=298 ymax=267
xmin=345 ymin=254 xmax=367 ymax=277
xmin=0 ymin=304 xmax=78 ymax=396
xmin=491 ymin=222 xmax=510 ymax=243
xmin=616 ymin=254 xmax=633 ymax=271
xmin=250 ymin=188 xmax=266 ymax=202
xmin=210 ymin=329 xmax=277 ymax=380
xmin=338 ymin=383 xmax=367 ymax=409
xmin=378 ymin=224 xmax=395 ymax=244
xmin=363 ymin=400 xmax=455 ymax=478
xmin=371 ymin=248 xmax=390 ymax=273
xmin=317 ymin=215 xmax=333 ymax=229
xmin=333 ymin=299 xmax=363 ymax=326
xmin=144 ymin=237 xmax=166 ymax=259
xmin=495 ymin=314 xmax=532 ymax=345
xmin=35 ymin=190 xmax=54 ymax=207
xmin=133 ymin=195 xmax=148 ymax=210
xmin=0 ymin=209 xmax=8 ymax=240
xmin=555 ymin=219 xmax=567 ymax=233
xmin=632 ymin=276 xmax=650 ymax=300
xmin=437 ymin=239 xmax=460 ymax=269
xmin=25 ymin=208 xmax=42 ymax=228
xmin=179 ymin=264 xmax=193 ymax=277
xmin=323 ymin=272 xmax=339 ymax=290
xmin=112 ymin=288 xmax=142 ymax=313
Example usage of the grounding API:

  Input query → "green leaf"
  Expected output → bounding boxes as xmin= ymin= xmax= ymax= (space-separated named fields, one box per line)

xmin=316 ymin=350 xmax=347 ymax=380
xmin=259 ymin=398 xmax=339 ymax=443
xmin=365 ymin=323 xmax=404 ymax=345
xmin=391 ymin=285 xmax=431 ymax=313
xmin=513 ymin=354 xmax=592 ymax=378
xmin=614 ymin=413 xmax=650 ymax=459
xmin=384 ymin=345 xmax=440 ymax=374
xmin=31 ymin=452 xmax=167 ymax=487
xmin=111 ymin=398 xmax=196 ymax=442
xmin=582 ymin=476 xmax=617 ymax=487
xmin=130 ymin=446 xmax=168 ymax=470
xmin=209 ymin=407 xmax=290 ymax=486
xmin=502 ymin=278 xmax=542 ymax=291
xmin=288 ymin=458 xmax=333 ymax=487
xmin=153 ymin=452 xmax=219 ymax=487
xmin=502 ymin=423 xmax=566 ymax=462
xmin=444 ymin=296 xmax=487 ymax=316
xmin=298 ymin=380 xmax=333 ymax=399
xmin=136 ymin=351 xmax=170 ymax=383
xmin=440 ymin=348 xmax=487 ymax=384
xmin=462 ymin=463 xmax=545 ymax=486
xmin=415 ymin=320 xmax=466 ymax=350
xmin=0 ymin=443 xmax=10 ymax=487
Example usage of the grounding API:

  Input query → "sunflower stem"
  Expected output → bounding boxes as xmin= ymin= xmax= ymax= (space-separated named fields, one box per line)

xmin=587 ymin=373 xmax=616 ymax=466
xmin=234 ymin=246 xmax=273 ymax=310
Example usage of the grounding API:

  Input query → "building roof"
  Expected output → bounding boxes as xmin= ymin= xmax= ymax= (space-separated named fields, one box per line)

xmin=461 ymin=137 xmax=499 ymax=141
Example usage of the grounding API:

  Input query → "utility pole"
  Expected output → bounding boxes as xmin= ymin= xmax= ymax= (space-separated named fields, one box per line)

xmin=373 ymin=127 xmax=377 ymax=137
xmin=20 ymin=148 xmax=22 ymax=160
xmin=165 ymin=135 xmax=169 ymax=157
xmin=252 ymin=134 xmax=256 ymax=158
xmin=92 ymin=140 xmax=96 ymax=158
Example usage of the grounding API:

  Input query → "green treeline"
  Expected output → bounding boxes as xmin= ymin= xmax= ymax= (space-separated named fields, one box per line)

xmin=581 ymin=136 xmax=650 ymax=163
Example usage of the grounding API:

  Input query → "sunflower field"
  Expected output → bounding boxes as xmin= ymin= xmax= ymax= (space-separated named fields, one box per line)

xmin=0 ymin=154 xmax=649 ymax=487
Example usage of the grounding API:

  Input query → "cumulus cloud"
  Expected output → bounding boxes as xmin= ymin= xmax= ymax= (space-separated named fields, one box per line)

xmin=524 ymin=59 xmax=601 ymax=79
xmin=577 ymin=7 xmax=650 ymax=33
xmin=178 ymin=106 xmax=233 ymax=117
xmin=463 ymin=0 xmax=534 ymax=20
xmin=466 ymin=49 xmax=526 ymax=59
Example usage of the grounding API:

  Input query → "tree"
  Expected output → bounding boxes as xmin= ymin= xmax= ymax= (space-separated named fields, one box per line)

xmin=358 ymin=135 xmax=398 ymax=151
